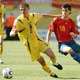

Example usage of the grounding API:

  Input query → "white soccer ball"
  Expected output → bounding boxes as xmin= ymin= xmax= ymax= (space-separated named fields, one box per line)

xmin=2 ymin=68 xmax=13 ymax=79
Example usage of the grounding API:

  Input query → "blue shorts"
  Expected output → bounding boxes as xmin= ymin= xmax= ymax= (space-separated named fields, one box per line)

xmin=58 ymin=40 xmax=80 ymax=55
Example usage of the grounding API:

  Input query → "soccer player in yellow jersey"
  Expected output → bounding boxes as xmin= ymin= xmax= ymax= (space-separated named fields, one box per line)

xmin=10 ymin=3 xmax=63 ymax=78
xmin=0 ymin=0 xmax=5 ymax=64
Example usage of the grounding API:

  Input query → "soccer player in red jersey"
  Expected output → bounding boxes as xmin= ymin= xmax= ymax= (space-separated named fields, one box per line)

xmin=46 ymin=4 xmax=80 ymax=63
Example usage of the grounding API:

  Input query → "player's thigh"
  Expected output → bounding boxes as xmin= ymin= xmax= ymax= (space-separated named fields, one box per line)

xmin=71 ymin=43 xmax=80 ymax=52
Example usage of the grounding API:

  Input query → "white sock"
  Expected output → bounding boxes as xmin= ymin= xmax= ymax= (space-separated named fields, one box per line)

xmin=0 ymin=58 xmax=2 ymax=63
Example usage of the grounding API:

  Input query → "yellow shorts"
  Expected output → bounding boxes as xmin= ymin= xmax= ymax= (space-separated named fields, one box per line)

xmin=18 ymin=33 xmax=49 ymax=61
xmin=22 ymin=39 xmax=49 ymax=61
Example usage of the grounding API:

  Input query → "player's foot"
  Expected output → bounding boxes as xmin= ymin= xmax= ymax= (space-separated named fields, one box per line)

xmin=0 ymin=59 xmax=3 ymax=64
xmin=53 ymin=63 xmax=63 ymax=70
xmin=50 ymin=73 xmax=58 ymax=78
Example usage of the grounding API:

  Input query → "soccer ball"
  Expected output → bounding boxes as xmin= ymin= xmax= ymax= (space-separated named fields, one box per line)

xmin=2 ymin=68 xmax=13 ymax=79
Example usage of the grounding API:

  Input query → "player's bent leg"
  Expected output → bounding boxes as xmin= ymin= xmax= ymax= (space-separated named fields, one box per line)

xmin=44 ymin=48 xmax=56 ymax=64
xmin=60 ymin=44 xmax=71 ymax=53
xmin=60 ymin=44 xmax=80 ymax=63
xmin=0 ymin=36 xmax=3 ymax=64
xmin=37 ymin=56 xmax=58 ymax=78
xmin=69 ymin=49 xmax=80 ymax=63
xmin=44 ymin=48 xmax=63 ymax=70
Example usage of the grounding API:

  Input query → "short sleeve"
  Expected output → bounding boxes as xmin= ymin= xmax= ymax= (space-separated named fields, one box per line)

xmin=2 ymin=5 xmax=5 ymax=16
xmin=13 ymin=18 xmax=25 ymax=31
xmin=49 ymin=18 xmax=57 ymax=32
xmin=49 ymin=21 xmax=54 ymax=32
xmin=32 ymin=13 xmax=42 ymax=24
xmin=71 ymin=20 xmax=79 ymax=34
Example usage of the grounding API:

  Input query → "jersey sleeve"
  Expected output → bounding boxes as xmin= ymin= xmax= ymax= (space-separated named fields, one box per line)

xmin=2 ymin=5 xmax=5 ymax=17
xmin=2 ymin=5 xmax=5 ymax=14
xmin=49 ymin=18 xmax=57 ymax=32
xmin=13 ymin=18 xmax=25 ymax=32
xmin=49 ymin=21 xmax=54 ymax=32
xmin=32 ymin=13 xmax=42 ymax=24
xmin=71 ymin=20 xmax=79 ymax=34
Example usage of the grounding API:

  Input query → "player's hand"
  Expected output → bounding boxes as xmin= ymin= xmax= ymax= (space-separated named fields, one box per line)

xmin=70 ymin=32 xmax=77 ymax=38
xmin=45 ymin=40 xmax=49 ymax=45
xmin=10 ymin=31 xmax=16 ymax=37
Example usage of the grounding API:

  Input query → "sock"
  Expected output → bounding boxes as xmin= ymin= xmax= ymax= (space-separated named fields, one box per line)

xmin=0 ymin=58 xmax=2 ymax=62
xmin=70 ymin=52 xmax=80 ymax=63
xmin=42 ymin=64 xmax=52 ymax=74
xmin=50 ymin=57 xmax=56 ymax=65
xmin=0 ymin=44 xmax=3 ymax=57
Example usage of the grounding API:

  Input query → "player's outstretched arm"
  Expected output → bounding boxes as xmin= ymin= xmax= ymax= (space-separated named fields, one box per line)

xmin=46 ymin=30 xmax=52 ymax=44
xmin=42 ymin=14 xmax=61 ymax=18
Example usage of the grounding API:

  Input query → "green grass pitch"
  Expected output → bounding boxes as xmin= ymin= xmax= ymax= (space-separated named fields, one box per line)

xmin=0 ymin=41 xmax=80 ymax=80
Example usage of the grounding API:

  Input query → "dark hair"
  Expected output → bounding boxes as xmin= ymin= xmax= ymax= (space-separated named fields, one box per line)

xmin=62 ymin=4 xmax=71 ymax=11
xmin=20 ymin=3 xmax=30 ymax=9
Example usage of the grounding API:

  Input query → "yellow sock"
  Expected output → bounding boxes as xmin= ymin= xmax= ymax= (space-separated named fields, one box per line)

xmin=0 ymin=44 xmax=3 ymax=57
xmin=42 ymin=64 xmax=52 ymax=74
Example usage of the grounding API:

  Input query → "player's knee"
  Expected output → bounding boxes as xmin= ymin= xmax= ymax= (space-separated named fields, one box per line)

xmin=60 ymin=44 xmax=72 ymax=53
xmin=68 ymin=48 xmax=74 ymax=54
xmin=45 ymin=48 xmax=56 ymax=58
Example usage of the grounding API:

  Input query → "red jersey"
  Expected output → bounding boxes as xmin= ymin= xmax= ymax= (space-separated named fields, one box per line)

xmin=49 ymin=17 xmax=79 ymax=42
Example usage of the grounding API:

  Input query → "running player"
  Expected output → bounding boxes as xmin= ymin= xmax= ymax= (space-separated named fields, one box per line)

xmin=0 ymin=0 xmax=5 ymax=64
xmin=46 ymin=3 xmax=80 ymax=63
xmin=10 ymin=3 xmax=63 ymax=78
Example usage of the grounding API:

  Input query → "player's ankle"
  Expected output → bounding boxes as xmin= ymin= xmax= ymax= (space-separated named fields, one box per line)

xmin=0 ymin=59 xmax=3 ymax=64
xmin=50 ymin=72 xmax=58 ymax=78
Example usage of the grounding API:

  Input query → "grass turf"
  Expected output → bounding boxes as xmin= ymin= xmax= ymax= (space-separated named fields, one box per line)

xmin=0 ymin=41 xmax=80 ymax=80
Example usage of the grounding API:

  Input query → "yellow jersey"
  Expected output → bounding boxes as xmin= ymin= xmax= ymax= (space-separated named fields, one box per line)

xmin=0 ymin=4 xmax=5 ymax=35
xmin=14 ymin=13 xmax=48 ymax=61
